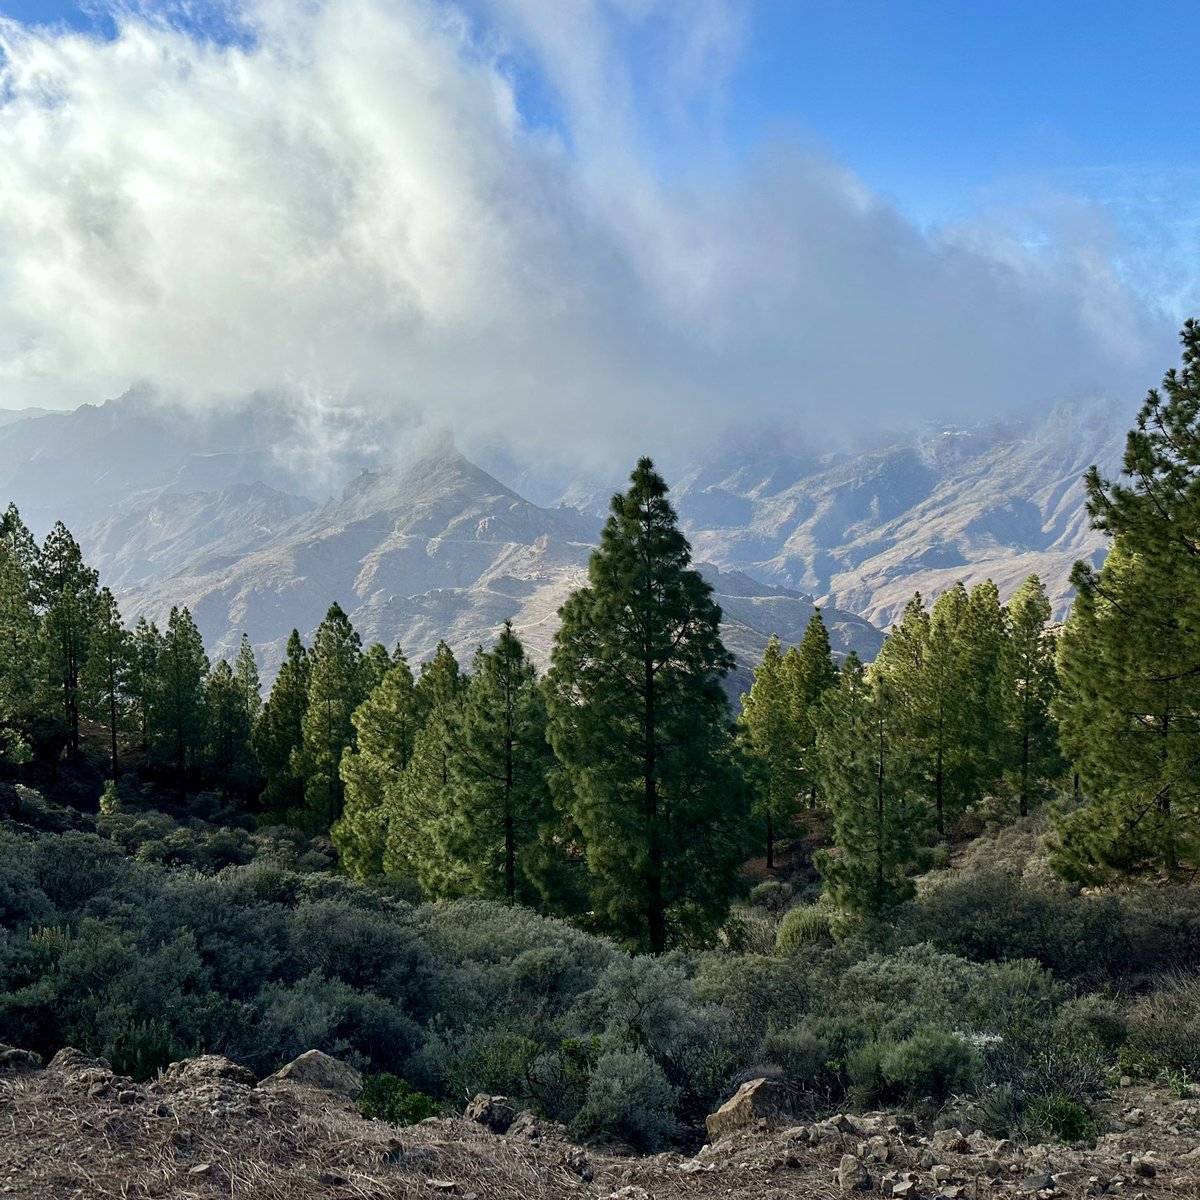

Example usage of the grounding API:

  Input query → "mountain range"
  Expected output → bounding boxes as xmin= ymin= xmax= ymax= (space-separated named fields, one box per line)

xmin=0 ymin=391 xmax=1131 ymax=683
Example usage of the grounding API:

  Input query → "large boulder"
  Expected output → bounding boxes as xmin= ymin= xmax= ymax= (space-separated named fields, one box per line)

xmin=705 ymin=1078 xmax=790 ymax=1142
xmin=261 ymin=1050 xmax=362 ymax=1100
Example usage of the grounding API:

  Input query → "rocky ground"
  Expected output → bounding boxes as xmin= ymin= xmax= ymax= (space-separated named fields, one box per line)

xmin=3 ymin=1046 xmax=1200 ymax=1200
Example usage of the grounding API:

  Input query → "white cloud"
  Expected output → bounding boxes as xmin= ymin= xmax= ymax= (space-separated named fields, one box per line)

xmin=0 ymin=0 xmax=1173 ymax=473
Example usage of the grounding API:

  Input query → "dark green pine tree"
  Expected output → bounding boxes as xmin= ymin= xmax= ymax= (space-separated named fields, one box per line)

xmin=80 ymin=587 xmax=133 ymax=780
xmin=334 ymin=652 xmax=419 ymax=880
xmin=152 ymin=606 xmax=210 ymax=779
xmin=962 ymin=579 xmax=1008 ymax=797
xmin=442 ymin=623 xmax=558 ymax=905
xmin=252 ymin=629 xmax=311 ymax=816
xmin=1000 ymin=574 xmax=1062 ymax=816
xmin=784 ymin=607 xmax=839 ymax=806
xmin=1052 ymin=323 xmax=1200 ymax=880
xmin=36 ymin=521 xmax=101 ymax=761
xmin=546 ymin=458 xmax=751 ymax=953
xmin=128 ymin=617 xmax=163 ymax=755
xmin=0 ymin=505 xmax=44 ymax=769
xmin=234 ymin=634 xmax=262 ymax=725
xmin=814 ymin=655 xmax=916 ymax=915
xmin=741 ymin=635 xmax=796 ymax=870
xmin=297 ymin=602 xmax=365 ymax=831
xmin=383 ymin=641 xmax=465 ymax=888
xmin=204 ymin=658 xmax=255 ymax=791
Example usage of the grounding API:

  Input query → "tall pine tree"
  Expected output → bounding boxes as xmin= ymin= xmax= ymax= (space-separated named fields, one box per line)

xmin=442 ymin=624 xmax=558 ymax=904
xmin=784 ymin=607 xmax=839 ymax=807
xmin=297 ymin=603 xmax=364 ymax=830
xmin=546 ymin=458 xmax=750 ymax=953
xmin=741 ymin=635 xmax=796 ymax=869
xmin=252 ymin=629 xmax=311 ymax=816
xmin=152 ymin=606 xmax=209 ymax=779
xmin=1054 ymin=323 xmax=1200 ymax=879
xmin=334 ymin=652 xmax=419 ymax=879
xmin=80 ymin=587 xmax=133 ymax=780
xmin=814 ymin=655 xmax=916 ymax=915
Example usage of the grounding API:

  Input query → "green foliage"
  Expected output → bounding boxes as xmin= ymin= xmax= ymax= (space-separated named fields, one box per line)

xmin=775 ymin=904 xmax=832 ymax=954
xmin=1120 ymin=973 xmax=1200 ymax=1078
xmin=1023 ymin=1092 xmax=1095 ymax=1144
xmin=547 ymin=458 xmax=751 ymax=952
xmin=334 ymin=653 xmax=419 ymax=879
xmin=847 ymin=1028 xmax=979 ymax=1108
xmin=297 ymin=603 xmax=365 ymax=831
xmin=253 ymin=630 xmax=310 ymax=816
xmin=815 ymin=656 xmax=916 ymax=915
xmin=1055 ymin=323 xmax=1200 ymax=880
xmin=572 ymin=1049 xmax=678 ymax=1150
xmin=150 ymin=606 xmax=210 ymax=777
xmin=358 ymin=1073 xmax=439 ymax=1125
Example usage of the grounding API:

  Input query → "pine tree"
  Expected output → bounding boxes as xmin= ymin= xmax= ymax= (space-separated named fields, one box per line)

xmin=36 ymin=522 xmax=101 ymax=760
xmin=234 ymin=634 xmax=262 ymax=725
xmin=0 ymin=505 xmax=43 ymax=769
xmin=441 ymin=624 xmax=558 ymax=904
xmin=334 ymin=652 xmax=419 ymax=879
xmin=204 ymin=658 xmax=255 ymax=790
xmin=383 ymin=641 xmax=465 ymax=887
xmin=152 ymin=606 xmax=210 ymax=778
xmin=80 ymin=587 xmax=133 ymax=780
xmin=1053 ymin=323 xmax=1200 ymax=879
xmin=814 ymin=655 xmax=916 ymax=915
xmin=252 ymin=629 xmax=310 ymax=815
xmin=741 ymin=635 xmax=796 ymax=869
xmin=1000 ymin=574 xmax=1062 ymax=816
xmin=546 ymin=458 xmax=750 ymax=953
xmin=128 ymin=617 xmax=163 ymax=756
xmin=297 ymin=602 xmax=364 ymax=830
xmin=962 ymin=579 xmax=1008 ymax=798
xmin=784 ymin=607 xmax=839 ymax=806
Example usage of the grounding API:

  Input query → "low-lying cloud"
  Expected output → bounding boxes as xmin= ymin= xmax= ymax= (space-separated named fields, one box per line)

xmin=0 ymin=0 xmax=1174 ymax=472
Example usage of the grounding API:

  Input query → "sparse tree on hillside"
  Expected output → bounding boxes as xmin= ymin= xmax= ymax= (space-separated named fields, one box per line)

xmin=547 ymin=458 xmax=751 ymax=953
xmin=0 ymin=505 xmax=44 ymax=769
xmin=234 ymin=634 xmax=262 ymax=725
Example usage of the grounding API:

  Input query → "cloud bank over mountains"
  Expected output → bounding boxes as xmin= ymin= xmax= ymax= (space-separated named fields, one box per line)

xmin=0 ymin=0 xmax=1172 ymax=470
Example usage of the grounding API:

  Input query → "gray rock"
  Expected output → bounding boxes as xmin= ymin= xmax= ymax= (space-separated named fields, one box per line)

xmin=261 ymin=1049 xmax=361 ymax=1099
xmin=160 ymin=1054 xmax=256 ymax=1090
xmin=838 ymin=1154 xmax=871 ymax=1192
xmin=0 ymin=1045 xmax=39 ymax=1073
xmin=464 ymin=1093 xmax=516 ymax=1133
xmin=932 ymin=1129 xmax=969 ymax=1155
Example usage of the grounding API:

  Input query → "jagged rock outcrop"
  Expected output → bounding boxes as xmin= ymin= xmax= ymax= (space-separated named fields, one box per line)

xmin=262 ymin=1049 xmax=363 ymax=1100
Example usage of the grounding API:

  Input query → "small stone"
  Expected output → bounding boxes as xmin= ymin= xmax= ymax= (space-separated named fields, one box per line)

xmin=892 ymin=1181 xmax=916 ymax=1197
xmin=116 ymin=1090 xmax=138 ymax=1104
xmin=1132 ymin=1159 xmax=1156 ymax=1179
xmin=978 ymin=1159 xmax=1002 ymax=1178
xmin=931 ymin=1165 xmax=954 ymax=1185
xmin=427 ymin=1182 xmax=458 ymax=1193
xmin=1022 ymin=1177 xmax=1054 ymax=1193
xmin=1119 ymin=1076 xmax=1133 ymax=1088
xmin=565 ymin=1149 xmax=593 ymax=1183
xmin=838 ymin=1154 xmax=871 ymax=1193
xmin=865 ymin=1135 xmax=892 ymax=1164
xmin=188 ymin=1164 xmax=212 ymax=1176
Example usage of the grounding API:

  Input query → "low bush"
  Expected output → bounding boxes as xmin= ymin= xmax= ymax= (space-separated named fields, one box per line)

xmin=775 ymin=904 xmax=833 ymax=954
xmin=571 ymin=1049 xmax=677 ymax=1150
xmin=359 ymin=1073 xmax=439 ymax=1125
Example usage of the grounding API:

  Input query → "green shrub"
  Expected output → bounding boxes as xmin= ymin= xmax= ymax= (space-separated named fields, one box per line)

xmin=775 ymin=905 xmax=833 ymax=954
xmin=359 ymin=1073 xmax=439 ymax=1125
xmin=1024 ymin=1092 xmax=1094 ymax=1143
xmin=571 ymin=1049 xmax=677 ymax=1150
xmin=748 ymin=880 xmax=793 ymax=912
xmin=846 ymin=1029 xmax=979 ymax=1108
xmin=761 ymin=1024 xmax=834 ymax=1093
xmin=1120 ymin=973 xmax=1200 ymax=1078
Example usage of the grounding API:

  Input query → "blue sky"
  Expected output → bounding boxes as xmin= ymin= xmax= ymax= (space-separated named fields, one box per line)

xmin=0 ymin=0 xmax=1189 ymax=448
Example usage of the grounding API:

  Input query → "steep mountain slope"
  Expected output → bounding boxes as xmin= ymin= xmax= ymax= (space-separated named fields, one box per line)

xmin=105 ymin=446 xmax=881 ymax=687
xmin=673 ymin=401 xmax=1127 ymax=628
